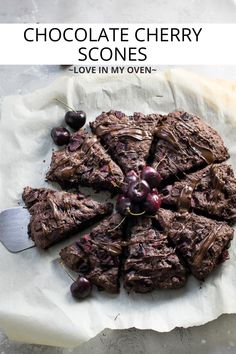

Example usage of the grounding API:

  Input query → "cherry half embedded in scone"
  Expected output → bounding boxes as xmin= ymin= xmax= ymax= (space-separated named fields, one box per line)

xmin=141 ymin=166 xmax=161 ymax=188
xmin=70 ymin=276 xmax=92 ymax=299
xmin=51 ymin=127 xmax=70 ymax=146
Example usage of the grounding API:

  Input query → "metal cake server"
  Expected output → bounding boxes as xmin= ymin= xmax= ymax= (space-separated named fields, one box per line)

xmin=0 ymin=207 xmax=35 ymax=253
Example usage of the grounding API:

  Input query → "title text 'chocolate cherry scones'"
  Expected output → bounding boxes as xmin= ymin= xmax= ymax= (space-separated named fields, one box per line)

xmin=23 ymin=109 xmax=236 ymax=298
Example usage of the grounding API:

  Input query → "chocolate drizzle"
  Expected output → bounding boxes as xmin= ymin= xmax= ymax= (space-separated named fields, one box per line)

xmin=66 ymin=135 xmax=99 ymax=171
xmin=177 ymin=164 xmax=223 ymax=213
xmin=95 ymin=124 xmax=152 ymax=141
xmin=188 ymin=139 xmax=214 ymax=164
xmin=176 ymin=113 xmax=216 ymax=146
xmin=193 ymin=224 xmax=223 ymax=267
xmin=175 ymin=116 xmax=215 ymax=164
xmin=156 ymin=114 xmax=215 ymax=164
xmin=211 ymin=164 xmax=225 ymax=193
xmin=178 ymin=185 xmax=194 ymax=211
xmin=207 ymin=164 xmax=225 ymax=213
xmin=155 ymin=126 xmax=180 ymax=149
xmin=91 ymin=240 xmax=123 ymax=256
xmin=81 ymin=136 xmax=98 ymax=155
xmin=178 ymin=176 xmax=202 ymax=212
xmin=155 ymin=122 xmax=214 ymax=165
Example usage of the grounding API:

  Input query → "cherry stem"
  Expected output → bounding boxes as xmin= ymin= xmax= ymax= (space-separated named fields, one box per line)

xmin=108 ymin=216 xmax=127 ymax=232
xmin=127 ymin=208 xmax=146 ymax=216
xmin=55 ymin=98 xmax=76 ymax=112
xmin=59 ymin=260 xmax=77 ymax=282
xmin=153 ymin=153 xmax=167 ymax=169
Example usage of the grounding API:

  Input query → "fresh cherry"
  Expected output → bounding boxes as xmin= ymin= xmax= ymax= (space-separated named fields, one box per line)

xmin=116 ymin=195 xmax=131 ymax=216
xmin=141 ymin=166 xmax=161 ymax=188
xmin=65 ymin=110 xmax=86 ymax=131
xmin=128 ymin=180 xmax=150 ymax=202
xmin=145 ymin=191 xmax=162 ymax=215
xmin=51 ymin=127 xmax=70 ymax=146
xmin=70 ymin=276 xmax=92 ymax=299
xmin=122 ymin=170 xmax=138 ymax=195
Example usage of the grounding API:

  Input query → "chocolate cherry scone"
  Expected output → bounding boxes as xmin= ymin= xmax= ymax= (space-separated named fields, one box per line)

xmin=156 ymin=209 xmax=234 ymax=280
xmin=152 ymin=111 xmax=229 ymax=181
xmin=60 ymin=213 xmax=125 ymax=293
xmin=90 ymin=110 xmax=162 ymax=174
xmin=124 ymin=217 xmax=187 ymax=293
xmin=23 ymin=187 xmax=113 ymax=249
xmin=47 ymin=129 xmax=124 ymax=192
xmin=161 ymin=163 xmax=236 ymax=221
xmin=24 ymin=108 xmax=236 ymax=297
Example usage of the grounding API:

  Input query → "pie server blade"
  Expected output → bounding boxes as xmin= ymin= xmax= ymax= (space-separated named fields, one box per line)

xmin=0 ymin=207 xmax=35 ymax=253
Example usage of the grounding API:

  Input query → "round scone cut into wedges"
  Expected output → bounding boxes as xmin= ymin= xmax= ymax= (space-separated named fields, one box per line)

xmin=23 ymin=109 xmax=236 ymax=295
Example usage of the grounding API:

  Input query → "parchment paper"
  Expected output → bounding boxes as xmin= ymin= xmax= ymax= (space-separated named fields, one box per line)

xmin=1 ymin=69 xmax=236 ymax=348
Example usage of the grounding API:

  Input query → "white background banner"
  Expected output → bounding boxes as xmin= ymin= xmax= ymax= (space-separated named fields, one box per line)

xmin=0 ymin=23 xmax=235 ymax=65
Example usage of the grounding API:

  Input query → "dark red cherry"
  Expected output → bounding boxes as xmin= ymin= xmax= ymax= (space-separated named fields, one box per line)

xmin=116 ymin=195 xmax=131 ymax=216
xmin=141 ymin=166 xmax=161 ymax=188
xmin=122 ymin=170 xmax=138 ymax=195
xmin=65 ymin=110 xmax=86 ymax=130
xmin=51 ymin=127 xmax=70 ymax=146
xmin=70 ymin=276 xmax=92 ymax=299
xmin=115 ymin=111 xmax=125 ymax=119
xmin=145 ymin=192 xmax=162 ymax=215
xmin=128 ymin=180 xmax=150 ymax=202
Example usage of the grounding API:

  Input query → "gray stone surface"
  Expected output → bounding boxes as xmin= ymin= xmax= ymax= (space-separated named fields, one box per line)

xmin=0 ymin=315 xmax=236 ymax=353
xmin=1 ymin=0 xmax=236 ymax=353
xmin=1 ymin=0 xmax=236 ymax=23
